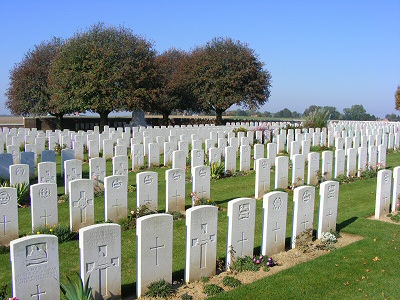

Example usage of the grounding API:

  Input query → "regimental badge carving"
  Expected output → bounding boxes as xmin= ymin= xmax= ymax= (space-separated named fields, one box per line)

xmin=173 ymin=172 xmax=181 ymax=181
xmin=327 ymin=185 xmax=335 ymax=199
xmin=38 ymin=188 xmax=51 ymax=198
xmin=199 ymin=168 xmax=207 ymax=178
xmin=0 ymin=191 xmax=10 ymax=205
xmin=302 ymin=190 xmax=311 ymax=202
xmin=384 ymin=173 xmax=390 ymax=182
xmin=273 ymin=197 xmax=282 ymax=210
xmin=144 ymin=175 xmax=153 ymax=185
xmin=16 ymin=167 xmax=25 ymax=176
xmin=112 ymin=178 xmax=123 ymax=189
xmin=238 ymin=203 xmax=250 ymax=220
xmin=26 ymin=243 xmax=48 ymax=266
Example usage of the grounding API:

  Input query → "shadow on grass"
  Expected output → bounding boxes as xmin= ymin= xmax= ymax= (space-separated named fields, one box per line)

xmin=337 ymin=216 xmax=358 ymax=232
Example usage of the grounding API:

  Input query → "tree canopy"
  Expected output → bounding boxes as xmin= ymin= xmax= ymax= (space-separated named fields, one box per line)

xmin=183 ymin=37 xmax=272 ymax=125
xmin=48 ymin=23 xmax=158 ymax=128
xmin=5 ymin=37 xmax=70 ymax=126
xmin=303 ymin=105 xmax=342 ymax=120
xmin=395 ymin=85 xmax=400 ymax=111
xmin=342 ymin=104 xmax=376 ymax=121
xmin=148 ymin=48 xmax=194 ymax=125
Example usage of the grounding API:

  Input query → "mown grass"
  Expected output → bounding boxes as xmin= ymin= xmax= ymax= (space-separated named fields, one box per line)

xmin=0 ymin=148 xmax=399 ymax=299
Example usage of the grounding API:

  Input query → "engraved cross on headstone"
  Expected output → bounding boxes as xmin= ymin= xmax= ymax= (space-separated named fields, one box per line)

xmin=31 ymin=284 xmax=46 ymax=300
xmin=86 ymin=245 xmax=119 ymax=297
xmin=301 ymin=216 xmax=310 ymax=230
xmin=191 ymin=223 xmax=215 ymax=269
xmin=237 ymin=231 xmax=248 ymax=256
xmin=150 ymin=236 xmax=165 ymax=266
xmin=172 ymin=190 xmax=181 ymax=207
xmin=326 ymin=208 xmax=334 ymax=227
xmin=73 ymin=191 xmax=94 ymax=223
xmin=0 ymin=215 xmax=10 ymax=235
xmin=112 ymin=199 xmax=122 ymax=217
xmin=39 ymin=210 xmax=52 ymax=226
xmin=115 ymin=163 xmax=127 ymax=176
xmin=272 ymin=222 xmax=281 ymax=242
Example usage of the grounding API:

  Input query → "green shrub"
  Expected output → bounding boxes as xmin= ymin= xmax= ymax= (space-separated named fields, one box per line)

xmin=201 ymin=276 xmax=210 ymax=283
xmin=145 ymin=279 xmax=174 ymax=298
xmin=118 ymin=205 xmax=157 ymax=231
xmin=222 ymin=276 xmax=241 ymax=288
xmin=0 ymin=283 xmax=9 ymax=300
xmin=60 ymin=273 xmax=92 ymax=300
xmin=34 ymin=223 xmax=78 ymax=243
xmin=210 ymin=160 xmax=225 ymax=179
xmin=230 ymin=256 xmax=260 ymax=272
xmin=181 ymin=293 xmax=193 ymax=300
xmin=203 ymin=284 xmax=224 ymax=296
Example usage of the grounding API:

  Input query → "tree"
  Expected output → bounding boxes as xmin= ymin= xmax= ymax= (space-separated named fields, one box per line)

xmin=48 ymin=23 xmax=158 ymax=128
xmin=5 ymin=37 xmax=71 ymax=128
xmin=274 ymin=108 xmax=293 ymax=118
xmin=303 ymin=105 xmax=341 ymax=120
xmin=302 ymin=107 xmax=330 ymax=128
xmin=395 ymin=85 xmax=400 ymax=110
xmin=183 ymin=37 xmax=271 ymax=125
xmin=148 ymin=48 xmax=193 ymax=125
xmin=342 ymin=104 xmax=376 ymax=121
xmin=385 ymin=113 xmax=400 ymax=121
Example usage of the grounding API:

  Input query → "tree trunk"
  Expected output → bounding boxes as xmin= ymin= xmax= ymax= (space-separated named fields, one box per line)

xmin=99 ymin=111 xmax=110 ymax=130
xmin=215 ymin=108 xmax=225 ymax=126
xmin=162 ymin=112 xmax=170 ymax=126
xmin=51 ymin=112 xmax=64 ymax=130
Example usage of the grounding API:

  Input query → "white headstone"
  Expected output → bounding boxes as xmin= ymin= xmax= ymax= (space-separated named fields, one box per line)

xmin=307 ymin=152 xmax=320 ymax=185
xmin=136 ymin=214 xmax=173 ymax=297
xmin=112 ymin=155 xmax=129 ymax=176
xmin=255 ymin=158 xmax=271 ymax=199
xmin=392 ymin=166 xmax=400 ymax=212
xmin=166 ymin=168 xmax=186 ymax=212
xmin=10 ymin=235 xmax=60 ymax=300
xmin=131 ymin=143 xmax=144 ymax=170
xmin=317 ymin=181 xmax=339 ymax=238
xmin=275 ymin=156 xmax=289 ymax=189
xmin=261 ymin=191 xmax=288 ymax=256
xmin=0 ymin=187 xmax=18 ymax=244
xmin=64 ymin=159 xmax=82 ymax=194
xmin=69 ymin=179 xmax=94 ymax=231
xmin=80 ymin=224 xmax=121 ymax=299
xmin=185 ymin=205 xmax=218 ymax=283
xmin=292 ymin=154 xmax=305 ymax=187
xmin=375 ymin=169 xmax=392 ymax=219
xmin=239 ymin=145 xmax=251 ymax=172
xmin=136 ymin=171 xmax=158 ymax=211
xmin=226 ymin=198 xmax=256 ymax=268
xmin=9 ymin=164 xmax=29 ymax=186
xmin=192 ymin=166 xmax=210 ymax=205
xmin=334 ymin=149 xmax=345 ymax=178
xmin=292 ymin=186 xmax=315 ymax=248
xmin=30 ymin=183 xmax=58 ymax=231
xmin=104 ymin=175 xmax=128 ymax=222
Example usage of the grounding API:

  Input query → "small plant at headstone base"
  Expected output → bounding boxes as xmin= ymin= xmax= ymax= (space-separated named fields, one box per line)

xmin=334 ymin=174 xmax=355 ymax=184
xmin=295 ymin=228 xmax=314 ymax=253
xmin=117 ymin=205 xmax=157 ymax=231
xmin=168 ymin=210 xmax=185 ymax=221
xmin=310 ymin=145 xmax=334 ymax=152
xmin=13 ymin=182 xmax=30 ymax=207
xmin=210 ymin=160 xmax=225 ymax=179
xmin=0 ymin=245 xmax=10 ymax=255
xmin=127 ymin=184 xmax=136 ymax=193
xmin=201 ymin=276 xmax=210 ymax=283
xmin=316 ymin=170 xmax=328 ymax=184
xmin=359 ymin=167 xmax=378 ymax=179
xmin=92 ymin=177 xmax=104 ymax=197
xmin=180 ymin=292 xmax=193 ymax=300
xmin=58 ymin=193 xmax=69 ymax=203
xmin=316 ymin=231 xmax=341 ymax=251
xmin=33 ymin=224 xmax=78 ymax=243
xmin=222 ymin=276 xmax=242 ymax=288
xmin=0 ymin=283 xmax=9 ymax=300
xmin=203 ymin=284 xmax=224 ymax=296
xmin=145 ymin=279 xmax=174 ymax=298
xmin=60 ymin=273 xmax=92 ymax=300
xmin=232 ymin=126 xmax=248 ymax=136
xmin=192 ymin=195 xmax=217 ymax=207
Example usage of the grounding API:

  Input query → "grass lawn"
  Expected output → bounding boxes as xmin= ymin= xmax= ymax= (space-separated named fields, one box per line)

xmin=0 ymin=149 xmax=399 ymax=299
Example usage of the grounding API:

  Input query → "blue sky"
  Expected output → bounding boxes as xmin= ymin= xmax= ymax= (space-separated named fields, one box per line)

xmin=1 ymin=0 xmax=399 ymax=118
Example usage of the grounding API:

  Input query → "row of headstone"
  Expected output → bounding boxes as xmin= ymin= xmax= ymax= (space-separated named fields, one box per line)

xmin=8 ymin=181 xmax=339 ymax=299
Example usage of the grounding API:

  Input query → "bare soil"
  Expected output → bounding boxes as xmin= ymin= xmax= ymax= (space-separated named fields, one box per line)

xmin=142 ymin=232 xmax=363 ymax=300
